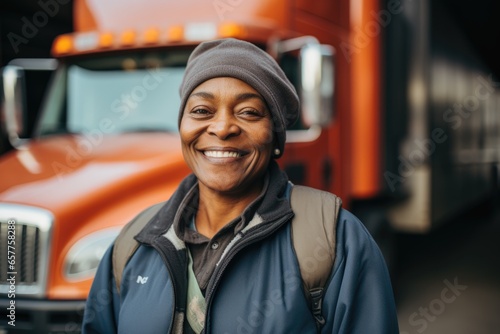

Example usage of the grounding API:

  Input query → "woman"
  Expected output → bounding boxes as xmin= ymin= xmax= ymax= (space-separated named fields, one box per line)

xmin=82 ymin=38 xmax=399 ymax=333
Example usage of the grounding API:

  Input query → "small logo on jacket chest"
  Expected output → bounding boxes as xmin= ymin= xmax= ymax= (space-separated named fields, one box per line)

xmin=136 ymin=275 xmax=149 ymax=284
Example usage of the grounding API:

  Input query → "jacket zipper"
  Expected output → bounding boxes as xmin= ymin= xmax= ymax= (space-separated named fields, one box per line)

xmin=201 ymin=212 xmax=294 ymax=334
xmin=152 ymin=239 xmax=180 ymax=334
xmin=147 ymin=184 xmax=197 ymax=333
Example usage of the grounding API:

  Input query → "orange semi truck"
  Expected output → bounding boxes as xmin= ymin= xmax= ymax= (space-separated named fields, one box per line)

xmin=1 ymin=0 xmax=499 ymax=332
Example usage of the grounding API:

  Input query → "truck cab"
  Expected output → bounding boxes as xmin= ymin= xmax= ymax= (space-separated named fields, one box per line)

xmin=1 ymin=0 xmax=341 ymax=331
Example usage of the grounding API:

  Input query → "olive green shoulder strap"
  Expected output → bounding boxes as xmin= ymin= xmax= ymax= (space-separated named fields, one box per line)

xmin=290 ymin=185 xmax=342 ymax=331
xmin=112 ymin=202 xmax=165 ymax=294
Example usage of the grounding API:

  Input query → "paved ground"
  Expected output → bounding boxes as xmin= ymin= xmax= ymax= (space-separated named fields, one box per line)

xmin=393 ymin=196 xmax=500 ymax=334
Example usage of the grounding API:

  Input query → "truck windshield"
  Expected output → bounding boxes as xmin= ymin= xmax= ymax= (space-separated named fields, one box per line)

xmin=37 ymin=51 xmax=190 ymax=136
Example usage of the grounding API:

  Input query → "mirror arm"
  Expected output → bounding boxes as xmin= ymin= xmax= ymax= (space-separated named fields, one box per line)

xmin=277 ymin=36 xmax=319 ymax=54
xmin=3 ymin=66 xmax=27 ymax=148
xmin=268 ymin=36 xmax=320 ymax=59
xmin=286 ymin=125 xmax=322 ymax=143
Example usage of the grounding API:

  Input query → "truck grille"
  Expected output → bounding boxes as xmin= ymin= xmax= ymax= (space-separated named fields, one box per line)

xmin=0 ymin=223 xmax=40 ymax=283
xmin=0 ymin=204 xmax=53 ymax=297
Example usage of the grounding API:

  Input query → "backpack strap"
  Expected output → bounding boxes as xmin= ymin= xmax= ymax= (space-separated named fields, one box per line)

xmin=290 ymin=185 xmax=342 ymax=332
xmin=112 ymin=202 xmax=165 ymax=294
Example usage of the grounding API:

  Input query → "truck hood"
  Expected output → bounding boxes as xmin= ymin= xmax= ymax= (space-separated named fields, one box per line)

xmin=0 ymin=133 xmax=189 ymax=213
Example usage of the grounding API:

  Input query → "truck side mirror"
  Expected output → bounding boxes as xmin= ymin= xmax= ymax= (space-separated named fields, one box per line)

xmin=299 ymin=44 xmax=335 ymax=127
xmin=2 ymin=65 xmax=27 ymax=148
xmin=1 ymin=59 xmax=58 ymax=148
xmin=272 ymin=37 xmax=335 ymax=143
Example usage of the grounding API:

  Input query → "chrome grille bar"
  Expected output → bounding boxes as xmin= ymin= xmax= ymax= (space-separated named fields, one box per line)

xmin=0 ymin=204 xmax=53 ymax=297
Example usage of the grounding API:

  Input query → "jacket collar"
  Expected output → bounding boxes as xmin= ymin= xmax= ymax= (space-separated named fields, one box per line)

xmin=135 ymin=160 xmax=293 ymax=245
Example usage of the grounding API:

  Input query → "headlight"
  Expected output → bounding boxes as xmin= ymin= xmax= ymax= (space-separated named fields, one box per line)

xmin=64 ymin=227 xmax=121 ymax=280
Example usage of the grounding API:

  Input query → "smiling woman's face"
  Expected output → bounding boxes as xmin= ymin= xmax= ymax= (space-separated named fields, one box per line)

xmin=180 ymin=77 xmax=274 ymax=196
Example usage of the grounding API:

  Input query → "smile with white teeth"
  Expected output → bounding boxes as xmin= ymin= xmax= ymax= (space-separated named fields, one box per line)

xmin=204 ymin=151 xmax=241 ymax=158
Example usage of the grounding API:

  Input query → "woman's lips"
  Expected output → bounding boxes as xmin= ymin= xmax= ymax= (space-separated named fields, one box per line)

xmin=203 ymin=150 xmax=242 ymax=158
xmin=200 ymin=147 xmax=249 ymax=159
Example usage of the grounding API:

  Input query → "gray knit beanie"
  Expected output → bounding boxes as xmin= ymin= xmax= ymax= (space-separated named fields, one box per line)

xmin=178 ymin=38 xmax=299 ymax=158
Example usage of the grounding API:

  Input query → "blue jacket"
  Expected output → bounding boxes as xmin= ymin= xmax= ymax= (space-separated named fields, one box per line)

xmin=82 ymin=164 xmax=399 ymax=333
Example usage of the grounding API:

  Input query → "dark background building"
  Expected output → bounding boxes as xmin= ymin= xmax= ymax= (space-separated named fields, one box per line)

xmin=1 ymin=1 xmax=72 ymax=64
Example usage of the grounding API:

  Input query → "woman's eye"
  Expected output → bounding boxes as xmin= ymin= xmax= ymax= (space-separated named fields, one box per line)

xmin=240 ymin=109 xmax=263 ymax=118
xmin=190 ymin=108 xmax=210 ymax=116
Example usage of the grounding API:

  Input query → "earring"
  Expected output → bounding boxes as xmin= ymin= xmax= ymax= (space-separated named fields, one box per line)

xmin=274 ymin=148 xmax=281 ymax=156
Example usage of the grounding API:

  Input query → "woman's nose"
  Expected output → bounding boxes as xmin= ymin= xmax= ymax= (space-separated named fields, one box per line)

xmin=207 ymin=111 xmax=241 ymax=139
